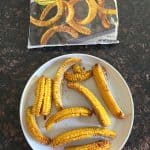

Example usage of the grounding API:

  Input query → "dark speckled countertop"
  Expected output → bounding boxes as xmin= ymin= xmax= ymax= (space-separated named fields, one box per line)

xmin=0 ymin=0 xmax=150 ymax=150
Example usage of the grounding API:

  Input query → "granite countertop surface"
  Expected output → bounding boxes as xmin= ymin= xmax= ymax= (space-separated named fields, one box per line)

xmin=0 ymin=0 xmax=149 ymax=149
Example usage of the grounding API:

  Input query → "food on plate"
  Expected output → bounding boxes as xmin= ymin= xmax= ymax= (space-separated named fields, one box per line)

xmin=41 ymin=77 xmax=52 ymax=116
xmin=92 ymin=64 xmax=126 ymax=119
xmin=40 ymin=25 xmax=79 ymax=45
xmin=51 ymin=127 xmax=116 ymax=147
xmin=53 ymin=58 xmax=81 ymax=111
xmin=32 ymin=76 xmax=46 ymax=116
xmin=30 ymin=0 xmax=63 ymax=27
xmin=32 ymin=76 xmax=52 ymax=116
xmin=39 ymin=3 xmax=57 ymax=20
xmin=45 ymin=107 xmax=92 ymax=130
xmin=72 ymin=64 xmax=83 ymax=73
xmin=26 ymin=106 xmax=50 ymax=144
xmin=67 ymin=82 xmax=111 ymax=126
xmin=64 ymin=70 xmax=92 ymax=82
xmin=65 ymin=140 xmax=110 ymax=150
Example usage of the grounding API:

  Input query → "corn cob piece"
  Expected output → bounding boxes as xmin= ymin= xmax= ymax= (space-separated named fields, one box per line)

xmin=51 ymin=127 xmax=116 ymax=147
xmin=65 ymin=1 xmax=92 ymax=35
xmin=92 ymin=64 xmax=126 ymax=119
xmin=40 ymin=25 xmax=79 ymax=45
xmin=67 ymin=82 xmax=111 ymax=126
xmin=65 ymin=140 xmax=110 ymax=150
xmin=40 ymin=1 xmax=68 ymax=21
xmin=97 ymin=0 xmax=110 ymax=29
xmin=72 ymin=64 xmax=83 ymax=73
xmin=32 ymin=76 xmax=46 ymax=116
xmin=40 ymin=3 xmax=57 ymax=21
xmin=26 ymin=106 xmax=50 ymax=144
xmin=45 ymin=107 xmax=92 ymax=130
xmin=64 ymin=70 xmax=92 ymax=82
xmin=41 ymin=77 xmax=52 ymax=116
xmin=53 ymin=58 xmax=81 ymax=111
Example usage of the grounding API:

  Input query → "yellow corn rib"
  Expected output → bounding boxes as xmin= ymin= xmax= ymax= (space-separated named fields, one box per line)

xmin=51 ymin=127 xmax=116 ymax=147
xmin=65 ymin=2 xmax=92 ymax=35
xmin=64 ymin=70 xmax=92 ymax=82
xmin=67 ymin=82 xmax=111 ymax=126
xmin=26 ymin=106 xmax=50 ymax=144
xmin=96 ymin=0 xmax=113 ymax=29
xmin=40 ymin=3 xmax=57 ymax=20
xmin=77 ymin=0 xmax=98 ymax=25
xmin=72 ymin=64 xmax=83 ymax=73
xmin=32 ymin=76 xmax=46 ymax=116
xmin=45 ymin=107 xmax=92 ymax=130
xmin=41 ymin=77 xmax=52 ymax=116
xmin=92 ymin=64 xmax=126 ymax=119
xmin=53 ymin=58 xmax=81 ymax=111
xmin=30 ymin=0 xmax=63 ymax=27
xmin=65 ymin=140 xmax=110 ymax=150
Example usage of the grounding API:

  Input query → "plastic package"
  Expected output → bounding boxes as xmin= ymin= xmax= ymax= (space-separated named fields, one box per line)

xmin=28 ymin=0 xmax=119 ymax=48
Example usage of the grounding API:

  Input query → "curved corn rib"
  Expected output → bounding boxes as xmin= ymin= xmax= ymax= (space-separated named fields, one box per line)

xmin=64 ymin=70 xmax=92 ymax=82
xmin=32 ymin=76 xmax=46 ymax=116
xmin=45 ymin=107 xmax=92 ymax=130
xmin=53 ymin=58 xmax=81 ymax=111
xmin=30 ymin=0 xmax=63 ymax=27
xmin=67 ymin=82 xmax=111 ymax=126
xmin=51 ymin=127 xmax=116 ymax=147
xmin=41 ymin=77 xmax=52 ymax=116
xmin=40 ymin=25 xmax=79 ymax=45
xmin=72 ymin=64 xmax=83 ymax=73
xmin=78 ymin=0 xmax=98 ymax=25
xmin=66 ymin=1 xmax=91 ymax=35
xmin=65 ymin=140 xmax=110 ymax=150
xmin=26 ymin=106 xmax=50 ymax=144
xmin=92 ymin=64 xmax=126 ymax=119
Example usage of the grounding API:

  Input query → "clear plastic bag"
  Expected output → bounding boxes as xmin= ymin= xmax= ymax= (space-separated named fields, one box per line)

xmin=28 ymin=0 xmax=119 ymax=48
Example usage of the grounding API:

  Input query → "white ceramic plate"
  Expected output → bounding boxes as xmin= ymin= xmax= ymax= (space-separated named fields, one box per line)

xmin=20 ymin=54 xmax=134 ymax=150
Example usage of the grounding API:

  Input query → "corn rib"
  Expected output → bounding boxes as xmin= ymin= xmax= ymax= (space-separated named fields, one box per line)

xmin=67 ymin=82 xmax=111 ymax=126
xmin=40 ymin=3 xmax=57 ymax=21
xmin=41 ymin=77 xmax=52 ymax=116
xmin=40 ymin=25 xmax=79 ymax=45
xmin=51 ymin=127 xmax=116 ymax=147
xmin=32 ymin=76 xmax=46 ymax=116
xmin=45 ymin=107 xmax=92 ymax=130
xmin=64 ymin=70 xmax=92 ymax=82
xmin=92 ymin=64 xmax=126 ymax=118
xmin=72 ymin=64 xmax=83 ymax=73
xmin=53 ymin=58 xmax=81 ymax=111
xmin=26 ymin=106 xmax=50 ymax=144
xmin=65 ymin=140 xmax=110 ymax=150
